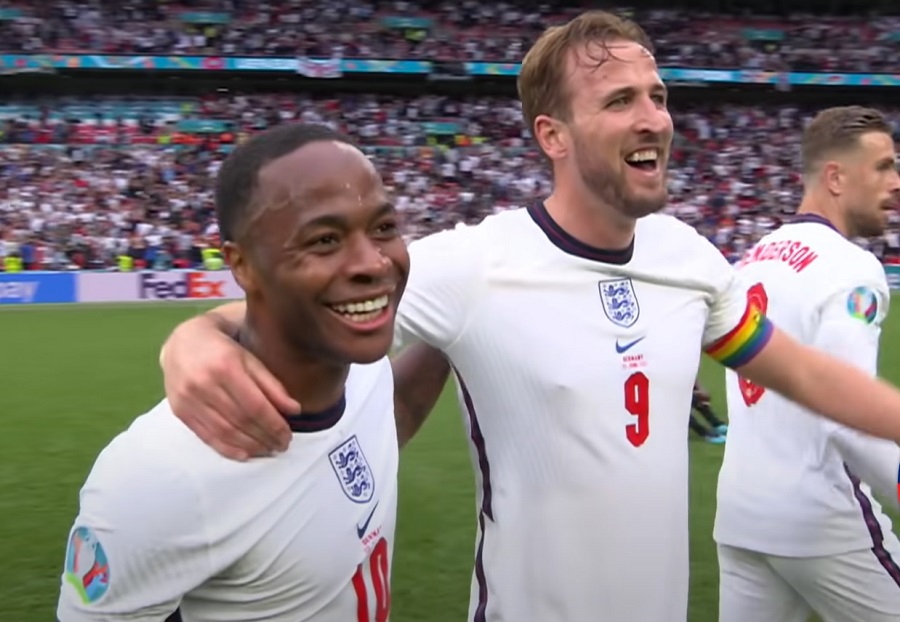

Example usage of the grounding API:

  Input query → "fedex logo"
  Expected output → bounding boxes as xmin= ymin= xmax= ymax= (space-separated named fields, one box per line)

xmin=138 ymin=272 xmax=226 ymax=300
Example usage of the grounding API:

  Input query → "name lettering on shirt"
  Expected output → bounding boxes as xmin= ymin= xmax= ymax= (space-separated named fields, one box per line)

xmin=737 ymin=240 xmax=819 ymax=273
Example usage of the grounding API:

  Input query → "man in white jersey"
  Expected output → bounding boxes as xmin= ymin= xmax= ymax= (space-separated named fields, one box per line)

xmin=715 ymin=106 xmax=900 ymax=622
xmin=57 ymin=123 xmax=445 ymax=621
xmin=156 ymin=14 xmax=900 ymax=622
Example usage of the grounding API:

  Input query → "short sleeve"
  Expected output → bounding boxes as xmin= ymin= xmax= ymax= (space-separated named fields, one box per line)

xmin=57 ymin=439 xmax=210 ymax=621
xmin=702 ymin=253 xmax=774 ymax=369
xmin=814 ymin=280 xmax=898 ymax=504
xmin=394 ymin=224 xmax=485 ymax=351
xmin=815 ymin=283 xmax=887 ymax=373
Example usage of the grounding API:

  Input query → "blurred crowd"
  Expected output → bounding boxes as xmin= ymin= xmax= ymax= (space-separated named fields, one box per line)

xmin=2 ymin=92 xmax=900 ymax=272
xmin=0 ymin=0 xmax=899 ymax=72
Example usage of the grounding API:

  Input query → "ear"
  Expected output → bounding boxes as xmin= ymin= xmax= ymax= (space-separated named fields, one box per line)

xmin=533 ymin=114 xmax=569 ymax=161
xmin=822 ymin=161 xmax=843 ymax=196
xmin=223 ymin=241 xmax=259 ymax=296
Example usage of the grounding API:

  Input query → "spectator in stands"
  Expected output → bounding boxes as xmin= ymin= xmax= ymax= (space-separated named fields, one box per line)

xmin=3 ymin=91 xmax=899 ymax=271
xmin=0 ymin=1 xmax=898 ymax=72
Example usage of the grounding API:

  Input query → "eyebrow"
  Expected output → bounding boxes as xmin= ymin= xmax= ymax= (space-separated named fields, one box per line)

xmin=288 ymin=201 xmax=396 ymax=237
xmin=604 ymin=83 xmax=668 ymax=102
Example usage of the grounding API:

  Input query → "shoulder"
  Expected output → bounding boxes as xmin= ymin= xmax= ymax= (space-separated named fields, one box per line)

xmin=638 ymin=213 xmax=722 ymax=260
xmin=813 ymin=236 xmax=888 ymax=294
xmin=346 ymin=358 xmax=394 ymax=396
xmin=826 ymin=248 xmax=890 ymax=322
xmin=78 ymin=403 xmax=208 ymax=525
xmin=638 ymin=212 xmax=705 ymax=237
xmin=636 ymin=213 xmax=734 ymax=287
xmin=408 ymin=220 xmax=480 ymax=258
xmin=408 ymin=209 xmax=528 ymax=258
xmin=849 ymin=245 xmax=888 ymax=288
xmin=344 ymin=359 xmax=395 ymax=423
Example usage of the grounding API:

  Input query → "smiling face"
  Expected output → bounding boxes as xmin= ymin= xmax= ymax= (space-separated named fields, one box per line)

xmin=530 ymin=38 xmax=674 ymax=220
xmin=225 ymin=140 xmax=409 ymax=365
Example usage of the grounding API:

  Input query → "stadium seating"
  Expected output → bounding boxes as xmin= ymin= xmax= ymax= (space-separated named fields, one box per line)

xmin=2 ymin=93 xmax=899 ymax=271
xmin=0 ymin=1 xmax=898 ymax=71
xmin=2 ymin=3 xmax=900 ymax=271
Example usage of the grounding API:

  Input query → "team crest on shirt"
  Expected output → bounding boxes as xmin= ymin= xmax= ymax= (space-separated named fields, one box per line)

xmin=329 ymin=435 xmax=375 ymax=503
xmin=598 ymin=278 xmax=640 ymax=328
xmin=63 ymin=526 xmax=110 ymax=604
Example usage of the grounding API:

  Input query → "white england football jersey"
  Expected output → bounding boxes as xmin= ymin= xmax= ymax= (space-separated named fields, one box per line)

xmin=394 ymin=203 xmax=772 ymax=622
xmin=715 ymin=214 xmax=900 ymax=558
xmin=57 ymin=359 xmax=397 ymax=622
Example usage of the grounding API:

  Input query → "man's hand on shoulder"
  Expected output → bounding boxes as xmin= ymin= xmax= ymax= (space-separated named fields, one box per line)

xmin=161 ymin=306 xmax=298 ymax=459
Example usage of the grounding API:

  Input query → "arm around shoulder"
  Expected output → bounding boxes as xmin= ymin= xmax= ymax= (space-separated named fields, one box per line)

xmin=57 ymin=443 xmax=210 ymax=621
xmin=160 ymin=300 xmax=246 ymax=368
xmin=395 ymin=226 xmax=485 ymax=351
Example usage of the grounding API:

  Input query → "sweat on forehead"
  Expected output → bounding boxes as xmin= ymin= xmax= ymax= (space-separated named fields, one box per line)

xmin=573 ymin=39 xmax=657 ymax=70
xmin=255 ymin=140 xmax=376 ymax=202
xmin=215 ymin=124 xmax=362 ymax=243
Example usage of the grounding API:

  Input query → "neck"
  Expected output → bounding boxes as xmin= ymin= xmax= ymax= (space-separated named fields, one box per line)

xmin=544 ymin=176 xmax=636 ymax=250
xmin=238 ymin=314 xmax=349 ymax=414
xmin=796 ymin=189 xmax=850 ymax=237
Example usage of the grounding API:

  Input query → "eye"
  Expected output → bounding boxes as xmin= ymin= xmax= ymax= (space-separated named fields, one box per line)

xmin=308 ymin=233 xmax=339 ymax=249
xmin=373 ymin=219 xmax=399 ymax=238
xmin=607 ymin=96 xmax=630 ymax=108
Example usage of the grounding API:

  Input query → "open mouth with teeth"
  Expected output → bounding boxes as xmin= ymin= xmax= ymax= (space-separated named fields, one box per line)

xmin=327 ymin=294 xmax=391 ymax=325
xmin=624 ymin=149 xmax=659 ymax=171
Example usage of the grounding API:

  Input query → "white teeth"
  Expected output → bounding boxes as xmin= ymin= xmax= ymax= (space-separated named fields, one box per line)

xmin=340 ymin=310 xmax=384 ymax=324
xmin=625 ymin=149 xmax=658 ymax=163
xmin=330 ymin=295 xmax=389 ymax=320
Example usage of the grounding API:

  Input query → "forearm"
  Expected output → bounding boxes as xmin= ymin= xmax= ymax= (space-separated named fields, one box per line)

xmin=391 ymin=342 xmax=451 ymax=449
xmin=160 ymin=301 xmax=247 ymax=366
xmin=740 ymin=330 xmax=900 ymax=443
xmin=206 ymin=300 xmax=247 ymax=336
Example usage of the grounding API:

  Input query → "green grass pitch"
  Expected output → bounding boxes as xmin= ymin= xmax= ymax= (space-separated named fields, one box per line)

xmin=2 ymin=301 xmax=899 ymax=622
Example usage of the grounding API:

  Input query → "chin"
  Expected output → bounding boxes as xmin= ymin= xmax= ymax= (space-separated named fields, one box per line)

xmin=623 ymin=193 xmax=667 ymax=218
xmin=336 ymin=332 xmax=395 ymax=365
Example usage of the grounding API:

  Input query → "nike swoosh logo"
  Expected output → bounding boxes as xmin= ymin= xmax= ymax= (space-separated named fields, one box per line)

xmin=357 ymin=502 xmax=379 ymax=539
xmin=616 ymin=337 xmax=645 ymax=353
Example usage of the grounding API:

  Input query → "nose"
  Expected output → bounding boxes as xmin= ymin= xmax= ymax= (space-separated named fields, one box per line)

xmin=890 ymin=168 xmax=900 ymax=193
xmin=344 ymin=234 xmax=393 ymax=282
xmin=633 ymin=94 xmax=671 ymax=136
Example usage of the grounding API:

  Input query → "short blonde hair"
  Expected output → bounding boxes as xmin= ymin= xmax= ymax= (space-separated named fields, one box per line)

xmin=801 ymin=106 xmax=893 ymax=176
xmin=517 ymin=11 xmax=653 ymax=138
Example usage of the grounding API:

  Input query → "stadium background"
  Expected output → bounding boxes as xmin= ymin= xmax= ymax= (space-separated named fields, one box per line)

xmin=2 ymin=1 xmax=900 ymax=620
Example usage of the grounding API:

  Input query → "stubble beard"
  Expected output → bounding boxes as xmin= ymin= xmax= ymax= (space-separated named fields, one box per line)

xmin=573 ymin=133 xmax=668 ymax=220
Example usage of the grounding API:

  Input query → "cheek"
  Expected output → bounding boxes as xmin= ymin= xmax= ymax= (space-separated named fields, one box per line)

xmin=384 ymin=241 xmax=410 ymax=279
xmin=662 ymin=114 xmax=675 ymax=140
xmin=574 ymin=129 xmax=614 ymax=168
xmin=268 ymin=258 xmax=332 ymax=302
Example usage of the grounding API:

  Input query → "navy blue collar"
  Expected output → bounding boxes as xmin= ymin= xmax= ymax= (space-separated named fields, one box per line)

xmin=527 ymin=201 xmax=634 ymax=264
xmin=286 ymin=394 xmax=346 ymax=434
xmin=792 ymin=213 xmax=843 ymax=236
xmin=234 ymin=330 xmax=347 ymax=433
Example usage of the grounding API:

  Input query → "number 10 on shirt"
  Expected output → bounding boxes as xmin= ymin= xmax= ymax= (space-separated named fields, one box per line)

xmin=352 ymin=537 xmax=391 ymax=622
xmin=625 ymin=371 xmax=650 ymax=447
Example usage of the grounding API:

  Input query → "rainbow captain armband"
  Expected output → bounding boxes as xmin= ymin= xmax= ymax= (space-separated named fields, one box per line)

xmin=704 ymin=300 xmax=775 ymax=369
